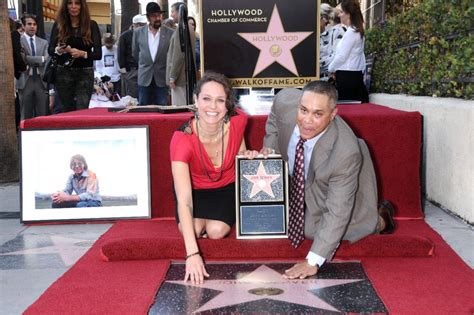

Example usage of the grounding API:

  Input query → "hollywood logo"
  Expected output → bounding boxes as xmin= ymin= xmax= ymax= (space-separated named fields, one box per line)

xmin=238 ymin=5 xmax=313 ymax=76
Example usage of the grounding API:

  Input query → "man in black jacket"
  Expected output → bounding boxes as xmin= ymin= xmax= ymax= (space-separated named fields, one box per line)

xmin=117 ymin=14 xmax=147 ymax=98
xmin=11 ymin=20 xmax=27 ymax=130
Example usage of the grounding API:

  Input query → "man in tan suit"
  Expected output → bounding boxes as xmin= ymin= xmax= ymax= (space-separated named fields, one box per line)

xmin=166 ymin=2 xmax=195 ymax=105
xmin=261 ymin=81 xmax=394 ymax=279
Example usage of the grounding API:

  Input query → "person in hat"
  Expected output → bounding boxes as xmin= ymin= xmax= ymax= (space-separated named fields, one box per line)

xmin=132 ymin=2 xmax=173 ymax=105
xmin=95 ymin=33 xmax=121 ymax=96
xmin=118 ymin=14 xmax=147 ymax=98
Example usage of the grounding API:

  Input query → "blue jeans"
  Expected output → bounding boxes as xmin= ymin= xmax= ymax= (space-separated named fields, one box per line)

xmin=138 ymin=77 xmax=168 ymax=105
xmin=52 ymin=200 xmax=102 ymax=208
xmin=76 ymin=200 xmax=102 ymax=207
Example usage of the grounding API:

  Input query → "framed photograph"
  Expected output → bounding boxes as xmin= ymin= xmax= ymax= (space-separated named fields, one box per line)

xmin=20 ymin=126 xmax=151 ymax=223
xmin=235 ymin=155 xmax=289 ymax=239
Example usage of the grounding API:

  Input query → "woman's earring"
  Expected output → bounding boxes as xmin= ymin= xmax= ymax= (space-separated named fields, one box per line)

xmin=194 ymin=111 xmax=200 ymax=120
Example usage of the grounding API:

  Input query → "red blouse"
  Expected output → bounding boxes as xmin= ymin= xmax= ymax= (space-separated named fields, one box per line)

xmin=170 ymin=111 xmax=248 ymax=189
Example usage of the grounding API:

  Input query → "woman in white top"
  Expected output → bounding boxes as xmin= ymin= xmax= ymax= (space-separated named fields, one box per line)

xmin=328 ymin=0 xmax=368 ymax=102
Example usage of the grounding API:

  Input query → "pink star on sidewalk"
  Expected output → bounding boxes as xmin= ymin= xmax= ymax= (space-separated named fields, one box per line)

xmin=238 ymin=5 xmax=313 ymax=76
xmin=168 ymin=265 xmax=363 ymax=313
xmin=243 ymin=161 xmax=280 ymax=198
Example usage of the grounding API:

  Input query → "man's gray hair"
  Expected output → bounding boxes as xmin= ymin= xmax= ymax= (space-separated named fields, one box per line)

xmin=70 ymin=154 xmax=88 ymax=170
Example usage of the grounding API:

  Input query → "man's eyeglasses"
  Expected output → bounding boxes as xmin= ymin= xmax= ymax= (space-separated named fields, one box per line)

xmin=71 ymin=162 xmax=84 ymax=168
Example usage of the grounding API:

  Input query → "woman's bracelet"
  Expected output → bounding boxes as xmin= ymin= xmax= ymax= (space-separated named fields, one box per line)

xmin=185 ymin=251 xmax=200 ymax=260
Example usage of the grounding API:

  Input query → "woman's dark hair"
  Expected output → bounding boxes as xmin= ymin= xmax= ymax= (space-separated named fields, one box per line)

xmin=195 ymin=71 xmax=235 ymax=111
xmin=187 ymin=16 xmax=196 ymax=30
xmin=70 ymin=154 xmax=88 ymax=170
xmin=56 ymin=0 xmax=93 ymax=45
xmin=341 ymin=0 xmax=365 ymax=37
xmin=15 ymin=20 xmax=23 ymax=30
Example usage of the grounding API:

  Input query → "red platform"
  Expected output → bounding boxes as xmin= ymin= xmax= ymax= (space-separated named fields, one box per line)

xmin=20 ymin=104 xmax=423 ymax=218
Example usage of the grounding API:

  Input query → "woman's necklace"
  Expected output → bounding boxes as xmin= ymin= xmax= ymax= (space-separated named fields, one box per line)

xmin=197 ymin=120 xmax=222 ymax=143
xmin=196 ymin=119 xmax=225 ymax=182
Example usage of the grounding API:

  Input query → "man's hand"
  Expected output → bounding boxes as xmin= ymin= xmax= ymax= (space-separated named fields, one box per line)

xmin=259 ymin=147 xmax=274 ymax=158
xmin=240 ymin=150 xmax=259 ymax=159
xmin=51 ymin=191 xmax=77 ymax=203
xmin=51 ymin=191 xmax=68 ymax=203
xmin=283 ymin=262 xmax=318 ymax=279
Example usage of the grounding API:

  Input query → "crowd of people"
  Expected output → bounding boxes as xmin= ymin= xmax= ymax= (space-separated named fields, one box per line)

xmin=11 ymin=0 xmax=370 ymax=120
xmin=11 ymin=0 xmax=200 ymax=122
xmin=11 ymin=0 xmax=391 ymax=285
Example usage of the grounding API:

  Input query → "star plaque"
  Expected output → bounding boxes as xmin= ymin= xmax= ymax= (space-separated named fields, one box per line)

xmin=235 ymin=155 xmax=289 ymax=239
xmin=200 ymin=0 xmax=319 ymax=88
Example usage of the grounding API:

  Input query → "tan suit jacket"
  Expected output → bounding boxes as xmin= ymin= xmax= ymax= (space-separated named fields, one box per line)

xmin=166 ymin=26 xmax=196 ymax=87
xmin=263 ymin=94 xmax=378 ymax=259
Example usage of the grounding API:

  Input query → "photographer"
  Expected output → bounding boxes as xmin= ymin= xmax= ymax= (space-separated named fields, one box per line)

xmin=89 ymin=74 xmax=120 ymax=107
xmin=95 ymin=33 xmax=121 ymax=96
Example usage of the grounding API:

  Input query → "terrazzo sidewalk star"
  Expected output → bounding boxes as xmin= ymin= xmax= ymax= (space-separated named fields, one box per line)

xmin=150 ymin=262 xmax=387 ymax=314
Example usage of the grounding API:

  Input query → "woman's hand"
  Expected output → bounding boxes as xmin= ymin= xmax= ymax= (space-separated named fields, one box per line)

xmin=55 ymin=43 xmax=68 ymax=54
xmin=68 ymin=48 xmax=86 ymax=59
xmin=184 ymin=254 xmax=209 ymax=284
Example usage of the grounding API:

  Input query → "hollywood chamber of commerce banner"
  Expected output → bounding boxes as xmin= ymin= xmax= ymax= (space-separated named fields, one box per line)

xmin=200 ymin=0 xmax=319 ymax=88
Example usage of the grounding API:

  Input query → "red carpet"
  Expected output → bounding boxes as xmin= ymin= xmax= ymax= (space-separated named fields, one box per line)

xmin=21 ymin=104 xmax=423 ymax=219
xmin=100 ymin=220 xmax=434 ymax=261
xmin=24 ymin=218 xmax=474 ymax=314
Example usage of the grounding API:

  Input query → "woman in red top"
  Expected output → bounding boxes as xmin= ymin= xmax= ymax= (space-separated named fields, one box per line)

xmin=170 ymin=72 xmax=254 ymax=284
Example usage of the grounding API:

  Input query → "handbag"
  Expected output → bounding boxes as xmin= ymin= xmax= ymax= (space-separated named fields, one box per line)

xmin=42 ymin=55 xmax=58 ymax=84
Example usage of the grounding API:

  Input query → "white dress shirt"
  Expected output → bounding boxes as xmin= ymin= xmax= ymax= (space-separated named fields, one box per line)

xmin=95 ymin=45 xmax=121 ymax=82
xmin=288 ymin=125 xmax=328 ymax=268
xmin=147 ymin=27 xmax=161 ymax=62
xmin=328 ymin=26 xmax=366 ymax=72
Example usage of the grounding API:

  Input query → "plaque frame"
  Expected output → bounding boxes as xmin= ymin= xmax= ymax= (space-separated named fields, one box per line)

xmin=235 ymin=155 xmax=289 ymax=239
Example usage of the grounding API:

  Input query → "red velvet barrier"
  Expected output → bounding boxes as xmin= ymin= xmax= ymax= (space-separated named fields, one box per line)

xmin=20 ymin=104 xmax=423 ymax=218
xmin=100 ymin=220 xmax=434 ymax=261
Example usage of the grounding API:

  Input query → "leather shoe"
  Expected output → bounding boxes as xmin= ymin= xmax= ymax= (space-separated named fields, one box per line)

xmin=378 ymin=200 xmax=395 ymax=234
